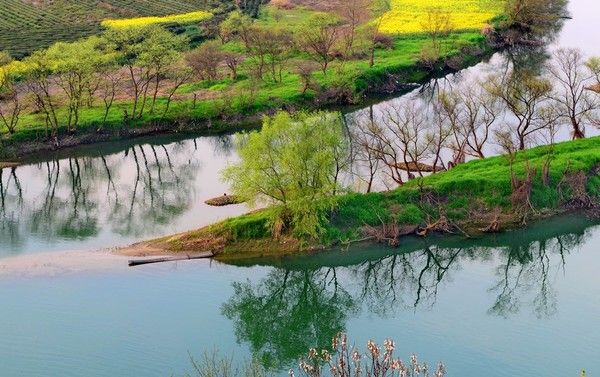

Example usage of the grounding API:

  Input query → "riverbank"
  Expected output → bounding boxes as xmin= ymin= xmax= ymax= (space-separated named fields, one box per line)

xmin=0 ymin=30 xmax=496 ymax=160
xmin=0 ymin=161 xmax=19 ymax=169
xmin=122 ymin=136 xmax=600 ymax=260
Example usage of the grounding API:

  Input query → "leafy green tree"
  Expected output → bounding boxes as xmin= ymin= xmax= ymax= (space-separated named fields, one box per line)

xmin=0 ymin=61 xmax=23 ymax=135
xmin=222 ymin=111 xmax=347 ymax=238
xmin=44 ymin=37 xmax=117 ymax=132
xmin=22 ymin=50 xmax=60 ymax=138
xmin=222 ymin=268 xmax=356 ymax=368
xmin=218 ymin=10 xmax=252 ymax=44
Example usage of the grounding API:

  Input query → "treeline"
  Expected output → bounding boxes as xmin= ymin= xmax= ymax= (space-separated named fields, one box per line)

xmin=350 ymin=48 xmax=600 ymax=190
xmin=0 ymin=0 xmax=498 ymax=145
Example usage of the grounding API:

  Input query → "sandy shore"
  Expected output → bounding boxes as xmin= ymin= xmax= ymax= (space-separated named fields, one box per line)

xmin=0 ymin=250 xmax=131 ymax=278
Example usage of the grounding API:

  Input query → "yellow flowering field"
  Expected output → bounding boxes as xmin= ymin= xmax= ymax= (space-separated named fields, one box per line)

xmin=378 ymin=0 xmax=503 ymax=34
xmin=102 ymin=10 xmax=212 ymax=29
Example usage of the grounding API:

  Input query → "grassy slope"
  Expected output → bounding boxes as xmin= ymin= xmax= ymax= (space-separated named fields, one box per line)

xmin=144 ymin=136 xmax=600 ymax=259
xmin=2 ymin=5 xmax=489 ymax=149
xmin=0 ymin=0 xmax=220 ymax=58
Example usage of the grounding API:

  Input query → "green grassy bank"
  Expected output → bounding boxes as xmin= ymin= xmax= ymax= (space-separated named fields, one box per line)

xmin=1 ymin=28 xmax=492 ymax=159
xmin=137 ymin=136 xmax=600 ymax=260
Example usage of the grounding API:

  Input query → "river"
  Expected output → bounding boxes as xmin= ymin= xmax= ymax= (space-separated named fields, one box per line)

xmin=1 ymin=0 xmax=599 ymax=376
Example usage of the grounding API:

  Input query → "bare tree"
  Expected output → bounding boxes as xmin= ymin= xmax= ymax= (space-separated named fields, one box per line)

xmin=186 ymin=41 xmax=224 ymax=81
xmin=435 ymin=90 xmax=467 ymax=166
xmin=485 ymin=72 xmax=557 ymax=150
xmin=548 ymin=48 xmax=599 ymax=139
xmin=364 ymin=0 xmax=392 ymax=67
xmin=332 ymin=0 xmax=372 ymax=57
xmin=377 ymin=101 xmax=432 ymax=181
xmin=298 ymin=14 xmax=341 ymax=74
xmin=349 ymin=107 xmax=381 ymax=193
xmin=163 ymin=62 xmax=193 ymax=117
xmin=222 ymin=52 xmax=244 ymax=80
xmin=295 ymin=60 xmax=320 ymax=95
xmin=459 ymin=84 xmax=499 ymax=158
xmin=262 ymin=28 xmax=294 ymax=82
xmin=98 ymin=70 xmax=122 ymax=130
xmin=420 ymin=7 xmax=454 ymax=66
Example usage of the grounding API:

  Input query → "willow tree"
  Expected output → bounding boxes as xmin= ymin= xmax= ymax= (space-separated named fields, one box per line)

xmin=222 ymin=111 xmax=347 ymax=238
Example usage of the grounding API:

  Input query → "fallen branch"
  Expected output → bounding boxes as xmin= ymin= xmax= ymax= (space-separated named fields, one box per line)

xmin=128 ymin=251 xmax=215 ymax=267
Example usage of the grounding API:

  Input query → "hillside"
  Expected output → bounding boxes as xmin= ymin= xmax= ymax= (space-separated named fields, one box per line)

xmin=0 ymin=0 xmax=224 ymax=58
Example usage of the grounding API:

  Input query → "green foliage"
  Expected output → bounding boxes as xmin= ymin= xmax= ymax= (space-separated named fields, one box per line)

xmin=0 ymin=51 xmax=12 ymax=66
xmin=222 ymin=212 xmax=271 ymax=241
xmin=222 ymin=111 xmax=347 ymax=238
xmin=395 ymin=203 xmax=424 ymax=224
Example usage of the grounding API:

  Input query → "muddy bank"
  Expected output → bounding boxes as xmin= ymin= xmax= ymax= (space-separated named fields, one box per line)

xmin=0 ymin=115 xmax=261 ymax=160
xmin=0 ymin=161 xmax=19 ymax=169
xmin=111 ymin=207 xmax=564 ymax=262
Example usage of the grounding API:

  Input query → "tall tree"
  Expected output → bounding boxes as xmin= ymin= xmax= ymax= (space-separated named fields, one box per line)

xmin=0 ymin=60 xmax=23 ymax=135
xmin=222 ymin=111 xmax=346 ymax=238
xmin=485 ymin=72 xmax=556 ymax=150
xmin=44 ymin=37 xmax=116 ymax=132
xmin=548 ymin=48 xmax=599 ymax=139
xmin=298 ymin=14 xmax=342 ymax=74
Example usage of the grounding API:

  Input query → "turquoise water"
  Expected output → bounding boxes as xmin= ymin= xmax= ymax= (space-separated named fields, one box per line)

xmin=2 ymin=1 xmax=600 ymax=376
xmin=1 ymin=215 xmax=599 ymax=376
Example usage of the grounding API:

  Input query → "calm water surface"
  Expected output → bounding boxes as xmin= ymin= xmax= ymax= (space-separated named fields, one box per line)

xmin=1 ymin=216 xmax=599 ymax=376
xmin=1 ymin=1 xmax=600 ymax=376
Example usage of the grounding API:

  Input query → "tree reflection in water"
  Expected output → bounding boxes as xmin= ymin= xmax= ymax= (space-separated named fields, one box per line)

xmin=222 ymin=268 xmax=357 ymax=369
xmin=0 ymin=136 xmax=237 ymax=254
xmin=222 ymin=216 xmax=596 ymax=370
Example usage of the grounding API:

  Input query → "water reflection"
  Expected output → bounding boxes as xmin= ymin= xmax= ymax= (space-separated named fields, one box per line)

xmin=222 ymin=268 xmax=357 ymax=368
xmin=222 ymin=215 xmax=597 ymax=368
xmin=0 ymin=135 xmax=242 ymax=256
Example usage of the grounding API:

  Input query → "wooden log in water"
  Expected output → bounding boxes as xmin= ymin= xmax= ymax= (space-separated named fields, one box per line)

xmin=128 ymin=251 xmax=215 ymax=267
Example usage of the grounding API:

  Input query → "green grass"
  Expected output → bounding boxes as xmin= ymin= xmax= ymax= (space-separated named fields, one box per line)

xmin=333 ymin=137 xmax=600 ymax=230
xmin=1 ymin=29 xmax=487 ymax=149
xmin=163 ymin=136 xmax=600 ymax=256
xmin=0 ymin=0 xmax=226 ymax=58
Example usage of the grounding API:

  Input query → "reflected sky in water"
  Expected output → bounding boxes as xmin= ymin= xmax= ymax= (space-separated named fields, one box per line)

xmin=1 ymin=216 xmax=599 ymax=377
xmin=0 ymin=135 xmax=248 ymax=256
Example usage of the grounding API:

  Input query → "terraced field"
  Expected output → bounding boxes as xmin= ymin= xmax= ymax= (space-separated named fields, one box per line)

xmin=0 ymin=0 xmax=221 ymax=58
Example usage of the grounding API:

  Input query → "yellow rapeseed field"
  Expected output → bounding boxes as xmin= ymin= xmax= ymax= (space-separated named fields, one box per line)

xmin=378 ymin=0 xmax=503 ymax=34
xmin=101 ymin=10 xmax=212 ymax=29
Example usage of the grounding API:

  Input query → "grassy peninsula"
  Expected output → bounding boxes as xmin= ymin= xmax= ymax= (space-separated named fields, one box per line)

xmin=133 ymin=136 xmax=600 ymax=260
